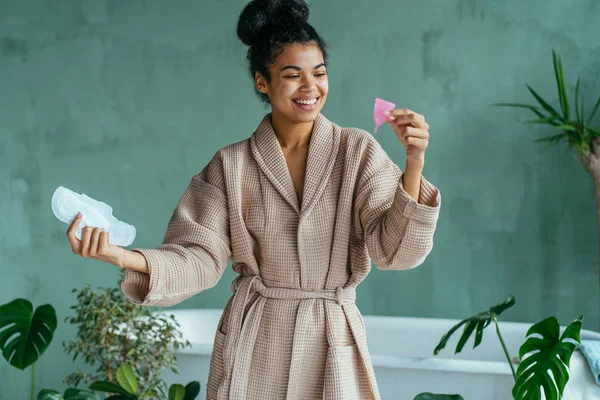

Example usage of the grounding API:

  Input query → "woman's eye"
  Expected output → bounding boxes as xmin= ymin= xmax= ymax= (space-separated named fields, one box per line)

xmin=286 ymin=76 xmax=300 ymax=79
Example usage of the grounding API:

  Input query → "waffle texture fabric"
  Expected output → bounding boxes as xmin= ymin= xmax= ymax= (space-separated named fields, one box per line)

xmin=121 ymin=112 xmax=441 ymax=399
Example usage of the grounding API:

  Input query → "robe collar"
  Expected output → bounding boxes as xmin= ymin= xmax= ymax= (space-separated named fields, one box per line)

xmin=250 ymin=112 xmax=341 ymax=219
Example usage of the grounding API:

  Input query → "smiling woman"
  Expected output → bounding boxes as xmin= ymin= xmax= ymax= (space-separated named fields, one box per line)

xmin=64 ymin=0 xmax=442 ymax=399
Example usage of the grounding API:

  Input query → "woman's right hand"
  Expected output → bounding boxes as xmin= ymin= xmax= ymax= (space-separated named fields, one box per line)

xmin=67 ymin=212 xmax=125 ymax=268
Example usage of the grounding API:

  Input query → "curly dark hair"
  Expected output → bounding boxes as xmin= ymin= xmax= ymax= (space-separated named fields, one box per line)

xmin=236 ymin=0 xmax=329 ymax=105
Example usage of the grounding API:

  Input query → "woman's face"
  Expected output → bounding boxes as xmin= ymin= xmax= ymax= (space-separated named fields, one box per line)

xmin=255 ymin=42 xmax=329 ymax=124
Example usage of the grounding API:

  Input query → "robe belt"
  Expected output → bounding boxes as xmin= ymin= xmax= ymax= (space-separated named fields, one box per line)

xmin=216 ymin=275 xmax=359 ymax=399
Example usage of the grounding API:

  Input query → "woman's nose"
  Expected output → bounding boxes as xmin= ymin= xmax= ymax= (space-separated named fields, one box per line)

xmin=300 ymin=77 xmax=317 ymax=90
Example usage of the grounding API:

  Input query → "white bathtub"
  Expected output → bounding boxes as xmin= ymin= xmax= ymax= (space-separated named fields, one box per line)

xmin=160 ymin=308 xmax=600 ymax=399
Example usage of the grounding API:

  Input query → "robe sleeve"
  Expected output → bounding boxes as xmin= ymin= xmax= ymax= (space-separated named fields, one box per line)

xmin=354 ymin=138 xmax=441 ymax=270
xmin=120 ymin=150 xmax=232 ymax=307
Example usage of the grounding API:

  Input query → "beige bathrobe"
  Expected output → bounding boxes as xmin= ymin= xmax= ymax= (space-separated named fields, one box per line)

xmin=121 ymin=112 xmax=441 ymax=400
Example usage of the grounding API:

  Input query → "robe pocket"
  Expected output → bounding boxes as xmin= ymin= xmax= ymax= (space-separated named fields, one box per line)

xmin=323 ymin=344 xmax=363 ymax=399
xmin=207 ymin=329 xmax=226 ymax=399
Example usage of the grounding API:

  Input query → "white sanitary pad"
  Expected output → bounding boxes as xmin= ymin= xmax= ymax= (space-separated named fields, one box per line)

xmin=52 ymin=186 xmax=136 ymax=247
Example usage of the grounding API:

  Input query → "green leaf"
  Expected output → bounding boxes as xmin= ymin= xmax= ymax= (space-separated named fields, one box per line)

xmin=534 ymin=133 xmax=566 ymax=145
xmin=88 ymin=381 xmax=131 ymax=396
xmin=168 ymin=384 xmax=186 ymax=400
xmin=116 ymin=363 xmax=138 ymax=395
xmin=183 ymin=381 xmax=201 ymax=400
xmin=434 ymin=296 xmax=515 ymax=355
xmin=495 ymin=102 xmax=537 ymax=109
xmin=413 ymin=394 xmax=464 ymax=400
xmin=37 ymin=389 xmax=63 ymax=400
xmin=105 ymin=396 xmax=135 ymax=400
xmin=0 ymin=298 xmax=58 ymax=370
xmin=555 ymin=124 xmax=577 ymax=131
xmin=63 ymin=388 xmax=102 ymax=400
xmin=587 ymin=127 xmax=600 ymax=137
xmin=574 ymin=79 xmax=582 ymax=126
xmin=588 ymin=96 xmax=600 ymax=126
xmin=553 ymin=50 xmax=570 ymax=120
xmin=494 ymin=103 xmax=548 ymax=120
xmin=525 ymin=116 xmax=560 ymax=126
xmin=526 ymin=85 xmax=564 ymax=122
xmin=512 ymin=316 xmax=583 ymax=399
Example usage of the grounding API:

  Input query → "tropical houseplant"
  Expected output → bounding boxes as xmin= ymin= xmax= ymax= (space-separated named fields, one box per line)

xmin=0 ymin=298 xmax=58 ymax=400
xmin=62 ymin=279 xmax=191 ymax=399
xmin=414 ymin=295 xmax=583 ymax=400
xmin=496 ymin=50 xmax=600 ymax=320
xmin=0 ymin=278 xmax=199 ymax=400
xmin=38 ymin=363 xmax=200 ymax=400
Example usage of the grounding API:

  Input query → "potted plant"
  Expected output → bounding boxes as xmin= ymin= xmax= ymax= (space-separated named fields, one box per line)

xmin=0 ymin=275 xmax=200 ymax=399
xmin=38 ymin=363 xmax=200 ymax=400
xmin=496 ymin=51 xmax=600 ymax=322
xmin=414 ymin=295 xmax=583 ymax=400
xmin=62 ymin=277 xmax=192 ymax=399
xmin=0 ymin=298 xmax=58 ymax=400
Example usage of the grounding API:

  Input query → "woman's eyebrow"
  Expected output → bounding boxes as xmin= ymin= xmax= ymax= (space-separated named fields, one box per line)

xmin=280 ymin=63 xmax=327 ymax=72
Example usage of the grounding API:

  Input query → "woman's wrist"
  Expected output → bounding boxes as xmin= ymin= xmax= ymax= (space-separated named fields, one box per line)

xmin=118 ymin=249 xmax=149 ymax=274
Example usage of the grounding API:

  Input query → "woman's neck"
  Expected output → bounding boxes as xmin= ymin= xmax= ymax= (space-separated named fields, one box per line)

xmin=270 ymin=111 xmax=314 ymax=150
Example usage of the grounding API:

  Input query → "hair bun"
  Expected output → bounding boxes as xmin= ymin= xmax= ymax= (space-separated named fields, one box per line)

xmin=237 ymin=0 xmax=310 ymax=46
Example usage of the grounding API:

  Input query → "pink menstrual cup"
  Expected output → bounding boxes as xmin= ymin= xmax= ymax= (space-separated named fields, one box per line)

xmin=373 ymin=98 xmax=396 ymax=133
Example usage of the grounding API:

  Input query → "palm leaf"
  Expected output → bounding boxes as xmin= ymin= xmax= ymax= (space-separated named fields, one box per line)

xmin=525 ymin=116 xmax=561 ymax=126
xmin=555 ymin=124 xmax=577 ymax=132
xmin=526 ymin=85 xmax=564 ymax=122
xmin=434 ymin=296 xmax=515 ymax=355
xmin=588 ymin=96 xmax=600 ymax=126
xmin=587 ymin=126 xmax=600 ymax=137
xmin=534 ymin=133 xmax=566 ymax=145
xmin=495 ymin=103 xmax=547 ymax=120
xmin=512 ymin=315 xmax=582 ymax=400
xmin=553 ymin=50 xmax=570 ymax=120
xmin=0 ymin=299 xmax=57 ymax=370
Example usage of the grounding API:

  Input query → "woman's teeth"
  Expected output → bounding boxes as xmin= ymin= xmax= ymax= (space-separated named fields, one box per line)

xmin=294 ymin=98 xmax=318 ymax=105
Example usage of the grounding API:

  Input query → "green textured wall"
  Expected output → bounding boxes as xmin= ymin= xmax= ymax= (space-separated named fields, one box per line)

xmin=1 ymin=0 xmax=599 ymax=397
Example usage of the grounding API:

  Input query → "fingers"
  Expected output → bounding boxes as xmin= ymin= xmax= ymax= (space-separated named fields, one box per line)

xmin=402 ymin=126 xmax=429 ymax=138
xmin=66 ymin=213 xmax=83 ymax=254
xmin=397 ymin=126 xmax=429 ymax=148
xmin=390 ymin=115 xmax=429 ymax=129
xmin=80 ymin=226 xmax=93 ymax=257
xmin=88 ymin=228 xmax=102 ymax=257
xmin=385 ymin=108 xmax=425 ymax=122
xmin=67 ymin=213 xmax=111 ymax=261
xmin=98 ymin=230 xmax=109 ymax=254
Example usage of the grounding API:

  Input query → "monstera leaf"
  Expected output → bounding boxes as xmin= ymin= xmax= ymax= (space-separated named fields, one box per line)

xmin=434 ymin=295 xmax=516 ymax=355
xmin=37 ymin=389 xmax=63 ymax=400
xmin=413 ymin=394 xmax=464 ymax=400
xmin=512 ymin=316 xmax=582 ymax=399
xmin=0 ymin=298 xmax=57 ymax=370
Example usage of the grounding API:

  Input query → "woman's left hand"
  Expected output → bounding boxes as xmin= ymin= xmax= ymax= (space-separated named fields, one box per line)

xmin=384 ymin=108 xmax=430 ymax=162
